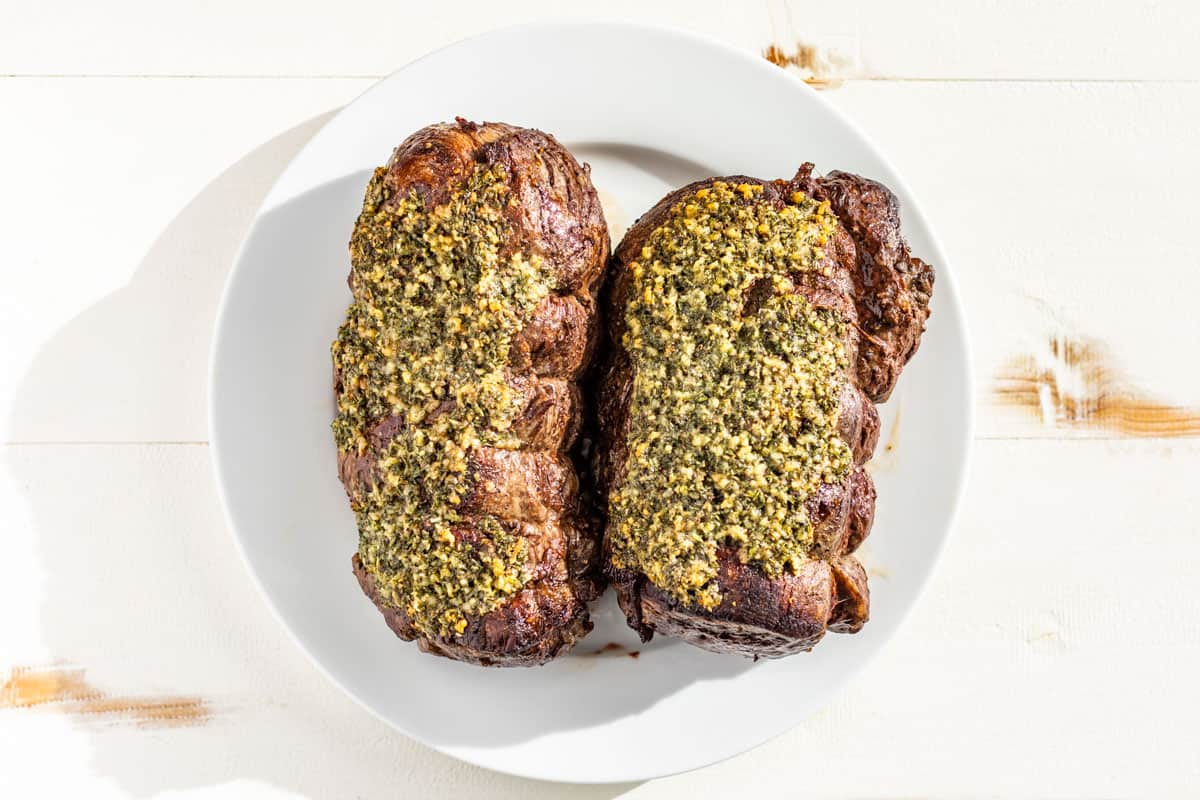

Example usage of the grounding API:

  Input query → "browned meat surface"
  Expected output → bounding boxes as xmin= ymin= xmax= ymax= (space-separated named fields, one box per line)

xmin=595 ymin=165 xmax=932 ymax=658
xmin=335 ymin=119 xmax=608 ymax=667
xmin=807 ymin=167 xmax=935 ymax=402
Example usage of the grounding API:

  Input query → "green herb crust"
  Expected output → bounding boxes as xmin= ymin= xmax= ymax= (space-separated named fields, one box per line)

xmin=332 ymin=163 xmax=555 ymax=636
xmin=608 ymin=181 xmax=853 ymax=610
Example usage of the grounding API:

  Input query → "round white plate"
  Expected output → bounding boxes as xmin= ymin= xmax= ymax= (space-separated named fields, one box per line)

xmin=210 ymin=21 xmax=973 ymax=784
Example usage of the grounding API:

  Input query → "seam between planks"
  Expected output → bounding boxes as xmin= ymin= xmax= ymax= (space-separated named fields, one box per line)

xmin=1 ymin=74 xmax=1199 ymax=84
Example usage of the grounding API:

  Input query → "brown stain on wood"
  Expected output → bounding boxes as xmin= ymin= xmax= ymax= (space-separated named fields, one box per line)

xmin=627 ymin=650 xmax=640 ymax=659
xmin=592 ymin=642 xmax=625 ymax=656
xmin=995 ymin=336 xmax=1200 ymax=437
xmin=762 ymin=43 xmax=846 ymax=89
xmin=1 ymin=665 xmax=210 ymax=728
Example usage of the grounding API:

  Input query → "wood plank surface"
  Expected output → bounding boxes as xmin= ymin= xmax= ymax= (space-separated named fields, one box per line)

xmin=2 ymin=1 xmax=1198 ymax=80
xmin=2 ymin=440 xmax=1196 ymax=797
xmin=2 ymin=3 xmax=1198 ymax=796
xmin=3 ymin=79 xmax=1197 ymax=442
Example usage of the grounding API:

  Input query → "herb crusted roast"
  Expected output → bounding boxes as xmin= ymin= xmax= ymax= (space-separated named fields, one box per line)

xmin=332 ymin=119 xmax=608 ymax=666
xmin=594 ymin=166 xmax=933 ymax=659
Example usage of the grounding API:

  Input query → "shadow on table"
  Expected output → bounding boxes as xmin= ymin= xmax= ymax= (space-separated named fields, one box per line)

xmin=210 ymin=161 xmax=753 ymax=748
xmin=3 ymin=116 xmax=745 ymax=796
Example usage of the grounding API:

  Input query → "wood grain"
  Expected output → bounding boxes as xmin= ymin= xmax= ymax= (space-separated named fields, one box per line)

xmin=0 ymin=444 xmax=638 ymax=798
xmin=995 ymin=335 xmax=1200 ymax=437
xmin=0 ymin=78 xmax=366 ymax=443
xmin=2 ymin=3 xmax=1198 ymax=797
xmin=2 ymin=1 xmax=1198 ymax=79
xmin=3 ymin=441 xmax=1198 ymax=796
xmin=762 ymin=42 xmax=850 ymax=89
xmin=1 ymin=665 xmax=209 ymax=728
xmin=4 ymin=80 xmax=1199 ymax=443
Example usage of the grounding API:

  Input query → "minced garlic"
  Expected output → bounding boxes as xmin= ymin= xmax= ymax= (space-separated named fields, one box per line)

xmin=331 ymin=163 xmax=554 ymax=637
xmin=608 ymin=181 xmax=852 ymax=610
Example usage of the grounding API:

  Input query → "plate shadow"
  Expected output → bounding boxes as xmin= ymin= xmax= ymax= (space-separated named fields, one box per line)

xmin=5 ymin=113 xmax=640 ymax=797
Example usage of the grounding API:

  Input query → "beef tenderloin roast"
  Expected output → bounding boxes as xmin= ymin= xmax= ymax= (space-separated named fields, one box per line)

xmin=333 ymin=119 xmax=608 ymax=666
xmin=594 ymin=165 xmax=933 ymax=659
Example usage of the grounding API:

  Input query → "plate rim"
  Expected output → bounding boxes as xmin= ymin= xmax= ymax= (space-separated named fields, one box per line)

xmin=208 ymin=18 xmax=975 ymax=784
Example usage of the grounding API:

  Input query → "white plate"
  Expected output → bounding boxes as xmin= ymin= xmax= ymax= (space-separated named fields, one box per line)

xmin=210 ymin=21 xmax=973 ymax=784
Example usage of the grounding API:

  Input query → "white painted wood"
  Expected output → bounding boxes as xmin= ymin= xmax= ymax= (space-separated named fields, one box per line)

xmin=0 ymin=78 xmax=370 ymax=443
xmin=2 ymin=0 xmax=1198 ymax=80
xmin=853 ymin=0 xmax=1200 ymax=80
xmin=0 ymin=445 xmax=634 ymax=799
xmin=2 ymin=4 xmax=1199 ymax=797
xmin=2 ymin=440 xmax=1197 ymax=797
xmin=3 ymin=78 xmax=1197 ymax=443
xmin=829 ymin=81 xmax=1200 ymax=438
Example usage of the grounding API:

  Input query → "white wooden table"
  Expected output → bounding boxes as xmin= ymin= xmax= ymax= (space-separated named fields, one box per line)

xmin=3 ymin=2 xmax=1198 ymax=796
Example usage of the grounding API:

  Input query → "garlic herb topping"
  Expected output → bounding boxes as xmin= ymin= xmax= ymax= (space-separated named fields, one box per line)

xmin=608 ymin=181 xmax=852 ymax=609
xmin=332 ymin=163 xmax=554 ymax=636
